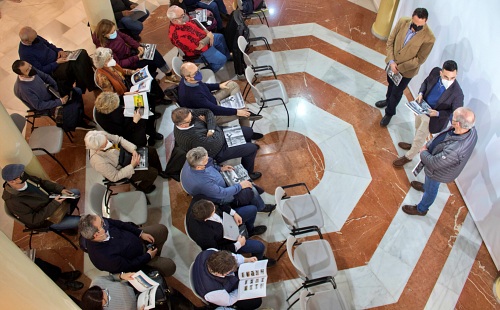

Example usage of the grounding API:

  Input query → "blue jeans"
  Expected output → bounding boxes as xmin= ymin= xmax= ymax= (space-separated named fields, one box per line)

xmin=198 ymin=33 xmax=230 ymax=72
xmin=417 ymin=175 xmax=441 ymax=213
xmin=234 ymin=204 xmax=257 ymax=232
xmin=118 ymin=10 xmax=150 ymax=36
xmin=215 ymin=126 xmax=258 ymax=172
xmin=50 ymin=189 xmax=80 ymax=230
xmin=196 ymin=0 xmax=227 ymax=30
xmin=239 ymin=239 xmax=265 ymax=259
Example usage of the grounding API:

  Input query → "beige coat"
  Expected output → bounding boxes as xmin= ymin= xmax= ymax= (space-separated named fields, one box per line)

xmin=385 ymin=17 xmax=435 ymax=78
xmin=89 ymin=132 xmax=137 ymax=182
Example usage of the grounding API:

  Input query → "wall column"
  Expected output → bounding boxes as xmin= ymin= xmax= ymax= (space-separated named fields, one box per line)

xmin=371 ymin=0 xmax=399 ymax=40
xmin=82 ymin=0 xmax=116 ymax=32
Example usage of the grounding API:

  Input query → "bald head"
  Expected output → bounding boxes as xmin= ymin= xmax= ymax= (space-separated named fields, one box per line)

xmin=180 ymin=62 xmax=198 ymax=78
xmin=19 ymin=27 xmax=37 ymax=45
xmin=167 ymin=5 xmax=184 ymax=21
xmin=453 ymin=107 xmax=475 ymax=132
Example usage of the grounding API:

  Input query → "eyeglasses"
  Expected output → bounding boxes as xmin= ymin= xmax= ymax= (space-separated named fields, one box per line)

xmin=102 ymin=288 xmax=110 ymax=307
xmin=174 ymin=13 xmax=186 ymax=20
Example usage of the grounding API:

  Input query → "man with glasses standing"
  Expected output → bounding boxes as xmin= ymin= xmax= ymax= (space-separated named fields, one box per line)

xmin=167 ymin=5 xmax=230 ymax=72
xmin=78 ymin=215 xmax=176 ymax=278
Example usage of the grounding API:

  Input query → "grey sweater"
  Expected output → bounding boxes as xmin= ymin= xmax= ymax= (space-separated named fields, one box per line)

xmin=13 ymin=68 xmax=61 ymax=111
xmin=91 ymin=275 xmax=136 ymax=310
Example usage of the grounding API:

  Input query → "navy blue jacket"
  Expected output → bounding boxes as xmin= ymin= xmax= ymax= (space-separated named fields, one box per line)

xmin=178 ymin=78 xmax=237 ymax=116
xmin=19 ymin=35 xmax=62 ymax=75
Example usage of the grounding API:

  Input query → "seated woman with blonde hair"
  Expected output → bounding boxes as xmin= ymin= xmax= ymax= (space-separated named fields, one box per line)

xmin=94 ymin=92 xmax=163 ymax=146
xmin=84 ymin=131 xmax=168 ymax=194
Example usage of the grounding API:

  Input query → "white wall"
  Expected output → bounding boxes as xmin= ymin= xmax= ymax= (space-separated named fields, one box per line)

xmin=394 ymin=0 xmax=500 ymax=269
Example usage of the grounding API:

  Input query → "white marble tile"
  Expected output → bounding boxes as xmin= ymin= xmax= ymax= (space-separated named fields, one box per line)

xmin=342 ymin=267 xmax=396 ymax=309
xmin=56 ymin=5 xmax=87 ymax=28
xmin=275 ymin=49 xmax=308 ymax=74
xmin=424 ymin=282 xmax=460 ymax=310
xmin=62 ymin=21 xmax=92 ymax=46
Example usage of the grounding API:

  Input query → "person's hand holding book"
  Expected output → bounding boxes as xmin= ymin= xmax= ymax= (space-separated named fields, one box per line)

xmin=240 ymin=180 xmax=252 ymax=189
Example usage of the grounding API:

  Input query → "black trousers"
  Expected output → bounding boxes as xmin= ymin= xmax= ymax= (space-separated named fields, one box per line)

xmin=52 ymin=50 xmax=97 ymax=96
xmin=384 ymin=74 xmax=412 ymax=116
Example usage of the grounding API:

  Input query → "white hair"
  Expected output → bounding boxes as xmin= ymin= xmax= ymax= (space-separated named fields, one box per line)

xmin=84 ymin=131 xmax=107 ymax=150
xmin=92 ymin=47 xmax=113 ymax=69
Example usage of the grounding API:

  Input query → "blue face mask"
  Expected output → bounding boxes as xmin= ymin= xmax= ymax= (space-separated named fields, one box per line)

xmin=194 ymin=70 xmax=203 ymax=82
xmin=108 ymin=31 xmax=118 ymax=40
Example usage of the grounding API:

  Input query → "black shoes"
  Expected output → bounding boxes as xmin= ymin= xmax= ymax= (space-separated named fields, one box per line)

xmin=60 ymin=270 xmax=81 ymax=281
xmin=142 ymin=185 xmax=156 ymax=194
xmin=259 ymin=204 xmax=276 ymax=213
xmin=248 ymin=112 xmax=263 ymax=121
xmin=398 ymin=142 xmax=412 ymax=150
xmin=375 ymin=100 xmax=388 ymax=108
xmin=380 ymin=115 xmax=392 ymax=127
xmin=263 ymin=256 xmax=277 ymax=268
xmin=76 ymin=121 xmax=95 ymax=131
xmin=154 ymin=132 xmax=164 ymax=140
xmin=154 ymin=112 xmax=162 ymax=119
xmin=249 ymin=225 xmax=267 ymax=236
xmin=63 ymin=280 xmax=84 ymax=291
xmin=251 ymin=132 xmax=264 ymax=140
xmin=249 ymin=172 xmax=262 ymax=180
xmin=158 ymin=171 xmax=170 ymax=179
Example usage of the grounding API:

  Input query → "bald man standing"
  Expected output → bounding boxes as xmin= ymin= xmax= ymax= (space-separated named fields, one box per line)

xmin=18 ymin=26 xmax=97 ymax=96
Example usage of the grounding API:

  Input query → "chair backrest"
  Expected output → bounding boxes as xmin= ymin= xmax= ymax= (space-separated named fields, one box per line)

xmin=286 ymin=235 xmax=308 ymax=279
xmin=92 ymin=107 xmax=104 ymax=131
xmin=89 ymin=183 xmax=106 ymax=217
xmin=10 ymin=113 xmax=26 ymax=133
xmin=245 ymin=67 xmax=263 ymax=100
xmin=184 ymin=214 xmax=197 ymax=244
xmin=94 ymin=69 xmax=103 ymax=91
xmin=189 ymin=262 xmax=209 ymax=305
xmin=274 ymin=186 xmax=295 ymax=228
xmin=172 ymin=56 xmax=184 ymax=78
xmin=237 ymin=36 xmax=253 ymax=67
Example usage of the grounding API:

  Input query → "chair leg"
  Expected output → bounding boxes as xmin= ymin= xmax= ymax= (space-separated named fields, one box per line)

xmin=51 ymin=229 xmax=78 ymax=250
xmin=287 ymin=297 xmax=300 ymax=310
xmin=242 ymin=83 xmax=250 ymax=99
xmin=33 ymin=148 xmax=70 ymax=176
xmin=65 ymin=131 xmax=74 ymax=143
xmin=286 ymin=284 xmax=303 ymax=302
xmin=280 ymin=98 xmax=290 ymax=127
xmin=29 ymin=232 xmax=34 ymax=249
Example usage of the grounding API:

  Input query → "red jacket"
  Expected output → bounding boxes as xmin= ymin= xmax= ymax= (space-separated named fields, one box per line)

xmin=169 ymin=21 xmax=209 ymax=57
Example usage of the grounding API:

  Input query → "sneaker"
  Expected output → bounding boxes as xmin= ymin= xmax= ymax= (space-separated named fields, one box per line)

xmin=164 ymin=74 xmax=180 ymax=84
xmin=263 ymin=256 xmax=277 ymax=268
xmin=259 ymin=204 xmax=276 ymax=213
xmin=249 ymin=225 xmax=267 ymax=236
xmin=248 ymin=112 xmax=263 ymax=121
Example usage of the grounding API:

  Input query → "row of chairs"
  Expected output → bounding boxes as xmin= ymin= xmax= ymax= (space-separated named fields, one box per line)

xmin=185 ymin=182 xmax=348 ymax=309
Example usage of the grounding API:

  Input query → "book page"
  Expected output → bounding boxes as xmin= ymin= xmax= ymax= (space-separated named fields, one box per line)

xmin=124 ymin=93 xmax=150 ymax=119
xmin=223 ymin=125 xmax=246 ymax=147
xmin=136 ymin=285 xmax=158 ymax=310
xmin=237 ymin=260 xmax=268 ymax=300
xmin=385 ymin=63 xmax=403 ymax=86
xmin=130 ymin=66 xmax=152 ymax=86
xmin=220 ymin=92 xmax=245 ymax=109
xmin=128 ymin=270 xmax=159 ymax=292
xmin=221 ymin=164 xmax=250 ymax=187
xmin=129 ymin=79 xmax=152 ymax=93
xmin=135 ymin=147 xmax=149 ymax=171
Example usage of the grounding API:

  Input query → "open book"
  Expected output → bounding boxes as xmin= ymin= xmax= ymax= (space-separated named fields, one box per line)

xmin=49 ymin=194 xmax=80 ymax=199
xmin=220 ymin=92 xmax=245 ymax=109
xmin=128 ymin=271 xmax=159 ymax=310
xmin=191 ymin=17 xmax=207 ymax=31
xmin=237 ymin=260 xmax=268 ymax=300
xmin=141 ymin=43 xmax=157 ymax=61
xmin=221 ymin=164 xmax=251 ymax=187
xmin=130 ymin=66 xmax=153 ymax=93
xmin=129 ymin=1 xmax=148 ymax=21
xmin=135 ymin=147 xmax=149 ymax=171
xmin=65 ymin=49 xmax=82 ymax=61
xmin=406 ymin=99 xmax=432 ymax=115
xmin=222 ymin=125 xmax=246 ymax=147
xmin=123 ymin=92 xmax=151 ymax=120
xmin=189 ymin=9 xmax=208 ymax=22
xmin=385 ymin=63 xmax=403 ymax=86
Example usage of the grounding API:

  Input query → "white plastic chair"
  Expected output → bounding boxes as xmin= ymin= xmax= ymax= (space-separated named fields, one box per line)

xmin=244 ymin=66 xmax=289 ymax=127
xmin=92 ymin=107 xmax=104 ymax=131
xmin=238 ymin=36 xmax=277 ymax=79
xmin=299 ymin=285 xmax=349 ymax=310
xmin=236 ymin=0 xmax=269 ymax=26
xmin=286 ymin=235 xmax=338 ymax=309
xmin=274 ymin=183 xmax=325 ymax=260
xmin=172 ymin=56 xmax=217 ymax=83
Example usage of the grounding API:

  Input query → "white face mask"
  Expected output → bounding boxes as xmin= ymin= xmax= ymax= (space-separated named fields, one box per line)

xmin=103 ymin=141 xmax=113 ymax=151
xmin=441 ymin=78 xmax=454 ymax=89
xmin=107 ymin=58 xmax=116 ymax=67
xmin=17 ymin=182 xmax=28 ymax=191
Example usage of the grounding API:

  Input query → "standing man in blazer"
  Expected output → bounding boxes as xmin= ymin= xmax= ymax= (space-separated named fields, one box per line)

xmin=376 ymin=8 xmax=436 ymax=127
xmin=393 ymin=60 xmax=464 ymax=168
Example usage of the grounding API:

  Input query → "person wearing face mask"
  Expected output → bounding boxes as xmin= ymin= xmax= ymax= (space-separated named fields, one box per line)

xmin=78 ymin=214 xmax=176 ymax=278
xmin=1 ymin=164 xmax=81 ymax=231
xmin=92 ymin=19 xmax=179 ymax=84
xmin=375 ymin=8 xmax=436 ymax=127
xmin=167 ymin=5 xmax=231 ymax=72
xmin=12 ymin=60 xmax=94 ymax=131
xmin=84 ymin=131 xmax=169 ymax=194
xmin=178 ymin=62 xmax=263 ymax=128
xmin=18 ymin=26 xmax=98 ymax=97
xmin=393 ymin=60 xmax=464 ymax=168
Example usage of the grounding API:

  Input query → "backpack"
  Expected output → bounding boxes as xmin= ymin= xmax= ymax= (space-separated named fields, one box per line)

xmin=242 ymin=0 xmax=265 ymax=14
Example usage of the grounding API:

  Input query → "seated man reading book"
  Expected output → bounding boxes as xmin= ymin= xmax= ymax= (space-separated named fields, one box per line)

xmin=2 ymin=164 xmax=80 ymax=231
xmin=178 ymin=62 xmax=263 ymax=127
xmin=186 ymin=196 xmax=276 ymax=267
xmin=181 ymin=147 xmax=275 ymax=213
xmin=192 ymin=249 xmax=262 ymax=309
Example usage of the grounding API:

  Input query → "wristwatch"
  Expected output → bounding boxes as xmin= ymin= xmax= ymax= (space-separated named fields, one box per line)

xmin=208 ymin=129 xmax=215 ymax=134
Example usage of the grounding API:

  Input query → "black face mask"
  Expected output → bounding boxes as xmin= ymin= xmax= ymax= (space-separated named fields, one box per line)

xmin=32 ymin=37 xmax=40 ymax=44
xmin=410 ymin=23 xmax=424 ymax=32
xmin=28 ymin=68 xmax=37 ymax=77
xmin=19 ymin=172 xmax=29 ymax=183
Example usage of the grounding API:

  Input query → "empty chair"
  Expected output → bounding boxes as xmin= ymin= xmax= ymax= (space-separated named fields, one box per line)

xmin=171 ymin=56 xmax=217 ymax=84
xmin=299 ymin=284 xmax=349 ymax=310
xmin=238 ymin=36 xmax=277 ymax=79
xmin=89 ymin=183 xmax=148 ymax=225
xmin=274 ymin=183 xmax=325 ymax=260
xmin=11 ymin=113 xmax=70 ymax=176
xmin=286 ymin=234 xmax=338 ymax=309
xmin=24 ymin=108 xmax=74 ymax=143
xmin=189 ymin=262 xmax=210 ymax=306
xmin=244 ymin=66 xmax=289 ymax=127
xmin=232 ymin=9 xmax=272 ymax=50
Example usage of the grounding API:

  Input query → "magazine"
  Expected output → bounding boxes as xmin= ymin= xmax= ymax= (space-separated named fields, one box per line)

xmin=221 ymin=164 xmax=251 ymax=187
xmin=49 ymin=194 xmax=80 ymax=199
xmin=220 ymin=92 xmax=245 ymax=109
xmin=222 ymin=125 xmax=246 ymax=147
xmin=191 ymin=17 xmax=207 ymax=31
xmin=130 ymin=65 xmax=153 ymax=92
xmin=412 ymin=160 xmax=424 ymax=177
xmin=129 ymin=1 xmax=148 ymax=21
xmin=189 ymin=9 xmax=208 ymax=22
xmin=406 ymin=99 xmax=432 ymax=115
xmin=135 ymin=146 xmax=149 ymax=171
xmin=385 ymin=63 xmax=403 ymax=86
xmin=65 ymin=49 xmax=82 ymax=61
xmin=128 ymin=271 xmax=159 ymax=310
xmin=237 ymin=260 xmax=268 ymax=300
xmin=141 ymin=43 xmax=157 ymax=61
xmin=123 ymin=92 xmax=151 ymax=119
xmin=199 ymin=0 xmax=214 ymax=5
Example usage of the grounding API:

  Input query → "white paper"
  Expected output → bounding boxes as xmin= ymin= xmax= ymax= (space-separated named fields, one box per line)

xmin=237 ymin=260 xmax=268 ymax=300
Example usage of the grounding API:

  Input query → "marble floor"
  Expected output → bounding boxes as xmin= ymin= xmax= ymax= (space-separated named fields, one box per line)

xmin=1 ymin=0 xmax=499 ymax=309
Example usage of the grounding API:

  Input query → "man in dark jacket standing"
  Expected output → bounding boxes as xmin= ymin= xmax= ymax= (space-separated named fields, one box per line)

xmin=393 ymin=60 xmax=464 ymax=168
xmin=402 ymin=107 xmax=477 ymax=216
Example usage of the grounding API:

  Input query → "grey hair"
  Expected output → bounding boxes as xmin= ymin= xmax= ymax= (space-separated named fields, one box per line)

xmin=79 ymin=214 xmax=99 ymax=240
xmin=454 ymin=107 xmax=475 ymax=129
xmin=92 ymin=47 xmax=113 ymax=69
xmin=84 ymin=131 xmax=107 ymax=150
xmin=167 ymin=5 xmax=181 ymax=20
xmin=95 ymin=92 xmax=120 ymax=114
xmin=186 ymin=147 xmax=208 ymax=167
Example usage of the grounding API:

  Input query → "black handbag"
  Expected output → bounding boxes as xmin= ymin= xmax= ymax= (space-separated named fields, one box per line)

xmin=142 ymin=267 xmax=170 ymax=307
xmin=118 ymin=147 xmax=133 ymax=167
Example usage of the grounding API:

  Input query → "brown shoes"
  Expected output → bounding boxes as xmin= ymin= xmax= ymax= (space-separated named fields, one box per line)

xmin=398 ymin=142 xmax=412 ymax=150
xmin=410 ymin=181 xmax=424 ymax=192
xmin=393 ymin=156 xmax=412 ymax=168
xmin=402 ymin=205 xmax=427 ymax=216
